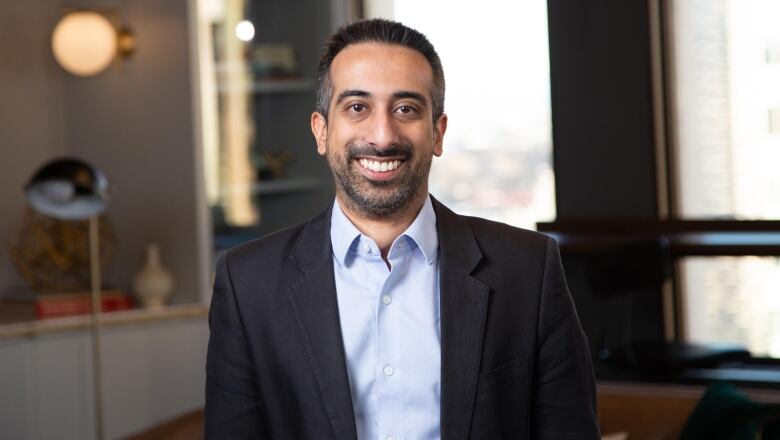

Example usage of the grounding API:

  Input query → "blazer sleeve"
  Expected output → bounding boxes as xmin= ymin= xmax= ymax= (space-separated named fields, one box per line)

xmin=205 ymin=252 xmax=268 ymax=438
xmin=533 ymin=238 xmax=600 ymax=439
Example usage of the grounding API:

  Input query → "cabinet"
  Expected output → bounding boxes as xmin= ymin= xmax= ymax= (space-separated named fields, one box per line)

xmin=0 ymin=308 xmax=208 ymax=439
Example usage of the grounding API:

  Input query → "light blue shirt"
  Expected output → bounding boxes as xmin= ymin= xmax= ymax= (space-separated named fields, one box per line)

xmin=330 ymin=196 xmax=441 ymax=440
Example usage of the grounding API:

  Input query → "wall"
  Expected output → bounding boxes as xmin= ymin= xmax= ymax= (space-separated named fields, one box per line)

xmin=0 ymin=1 xmax=67 ymax=290
xmin=548 ymin=0 xmax=660 ymax=219
xmin=546 ymin=0 xmax=667 ymax=361
xmin=62 ymin=0 xmax=205 ymax=304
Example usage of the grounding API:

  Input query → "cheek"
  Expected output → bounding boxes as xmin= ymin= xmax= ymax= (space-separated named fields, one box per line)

xmin=409 ymin=132 xmax=437 ymax=155
xmin=325 ymin=145 xmax=349 ymax=169
xmin=325 ymin=128 xmax=351 ymax=155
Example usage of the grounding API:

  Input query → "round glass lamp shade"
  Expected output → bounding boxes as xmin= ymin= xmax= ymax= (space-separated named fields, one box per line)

xmin=25 ymin=158 xmax=109 ymax=220
xmin=52 ymin=11 xmax=118 ymax=76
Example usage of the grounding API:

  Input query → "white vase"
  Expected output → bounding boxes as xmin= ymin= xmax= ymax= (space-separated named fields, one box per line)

xmin=133 ymin=243 xmax=174 ymax=309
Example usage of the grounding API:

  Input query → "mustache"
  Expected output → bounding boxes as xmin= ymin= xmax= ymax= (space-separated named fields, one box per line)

xmin=346 ymin=142 xmax=413 ymax=160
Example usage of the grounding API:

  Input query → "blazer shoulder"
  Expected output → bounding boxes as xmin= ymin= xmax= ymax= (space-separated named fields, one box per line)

xmin=221 ymin=221 xmax=308 ymax=273
xmin=220 ymin=202 xmax=333 ymax=274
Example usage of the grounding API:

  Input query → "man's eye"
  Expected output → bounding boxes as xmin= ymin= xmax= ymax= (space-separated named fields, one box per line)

xmin=396 ymin=105 xmax=415 ymax=114
xmin=349 ymin=104 xmax=366 ymax=112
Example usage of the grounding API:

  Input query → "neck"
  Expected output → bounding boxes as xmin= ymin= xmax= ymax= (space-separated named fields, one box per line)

xmin=336 ymin=191 xmax=428 ymax=259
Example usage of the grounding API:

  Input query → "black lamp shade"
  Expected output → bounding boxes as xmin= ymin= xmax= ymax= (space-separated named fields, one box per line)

xmin=25 ymin=157 xmax=109 ymax=220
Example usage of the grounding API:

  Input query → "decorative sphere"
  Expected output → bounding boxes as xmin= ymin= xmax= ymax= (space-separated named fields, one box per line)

xmin=52 ymin=11 xmax=117 ymax=76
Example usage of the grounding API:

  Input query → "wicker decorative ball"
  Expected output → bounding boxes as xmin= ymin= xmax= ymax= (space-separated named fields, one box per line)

xmin=9 ymin=208 xmax=115 ymax=293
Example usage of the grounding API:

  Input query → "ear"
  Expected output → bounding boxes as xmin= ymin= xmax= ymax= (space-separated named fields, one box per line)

xmin=311 ymin=112 xmax=328 ymax=156
xmin=433 ymin=113 xmax=448 ymax=157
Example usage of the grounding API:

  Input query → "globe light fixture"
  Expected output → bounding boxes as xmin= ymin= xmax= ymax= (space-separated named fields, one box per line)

xmin=51 ymin=10 xmax=135 ymax=77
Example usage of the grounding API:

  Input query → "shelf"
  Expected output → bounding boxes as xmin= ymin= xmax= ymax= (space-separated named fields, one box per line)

xmin=252 ymin=177 xmax=321 ymax=195
xmin=0 ymin=304 xmax=208 ymax=342
xmin=217 ymin=78 xmax=315 ymax=94
xmin=219 ymin=177 xmax=321 ymax=198
xmin=253 ymin=78 xmax=314 ymax=94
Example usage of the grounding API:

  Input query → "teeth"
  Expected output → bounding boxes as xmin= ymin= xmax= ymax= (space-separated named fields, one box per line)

xmin=358 ymin=159 xmax=401 ymax=172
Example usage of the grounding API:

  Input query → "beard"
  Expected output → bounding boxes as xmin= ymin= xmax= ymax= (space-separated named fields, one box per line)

xmin=326 ymin=141 xmax=432 ymax=218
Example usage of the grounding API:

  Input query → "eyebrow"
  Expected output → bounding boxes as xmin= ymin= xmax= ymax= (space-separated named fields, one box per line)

xmin=392 ymin=91 xmax=427 ymax=105
xmin=334 ymin=89 xmax=429 ymax=106
xmin=335 ymin=90 xmax=370 ymax=104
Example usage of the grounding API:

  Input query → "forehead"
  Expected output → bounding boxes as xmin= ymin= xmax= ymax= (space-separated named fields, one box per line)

xmin=329 ymin=42 xmax=433 ymax=99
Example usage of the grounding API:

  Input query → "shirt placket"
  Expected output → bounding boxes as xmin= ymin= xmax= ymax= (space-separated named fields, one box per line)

xmin=374 ymin=242 xmax=405 ymax=440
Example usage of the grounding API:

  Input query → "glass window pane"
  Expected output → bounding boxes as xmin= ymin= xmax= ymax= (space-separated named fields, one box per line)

xmin=670 ymin=0 xmax=780 ymax=358
xmin=670 ymin=0 xmax=780 ymax=219
xmin=683 ymin=256 xmax=780 ymax=357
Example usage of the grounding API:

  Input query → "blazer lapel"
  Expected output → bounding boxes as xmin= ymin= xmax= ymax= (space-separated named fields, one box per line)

xmin=433 ymin=197 xmax=490 ymax=440
xmin=285 ymin=206 xmax=358 ymax=440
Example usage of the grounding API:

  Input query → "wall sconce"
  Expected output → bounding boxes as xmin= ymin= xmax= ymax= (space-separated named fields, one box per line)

xmin=51 ymin=10 xmax=135 ymax=77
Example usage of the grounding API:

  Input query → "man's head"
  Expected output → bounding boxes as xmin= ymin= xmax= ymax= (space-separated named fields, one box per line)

xmin=315 ymin=19 xmax=445 ymax=124
xmin=311 ymin=20 xmax=448 ymax=220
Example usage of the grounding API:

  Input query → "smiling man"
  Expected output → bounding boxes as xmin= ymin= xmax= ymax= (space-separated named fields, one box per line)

xmin=206 ymin=19 xmax=599 ymax=440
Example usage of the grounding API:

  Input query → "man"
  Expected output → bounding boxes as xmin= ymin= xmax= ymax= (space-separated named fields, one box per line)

xmin=206 ymin=19 xmax=599 ymax=439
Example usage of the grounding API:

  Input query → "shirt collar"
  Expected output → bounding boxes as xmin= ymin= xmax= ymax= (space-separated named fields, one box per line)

xmin=401 ymin=195 xmax=438 ymax=264
xmin=329 ymin=196 xmax=439 ymax=265
xmin=330 ymin=198 xmax=364 ymax=266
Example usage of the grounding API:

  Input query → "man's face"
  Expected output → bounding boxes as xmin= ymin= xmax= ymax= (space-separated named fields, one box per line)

xmin=311 ymin=42 xmax=447 ymax=218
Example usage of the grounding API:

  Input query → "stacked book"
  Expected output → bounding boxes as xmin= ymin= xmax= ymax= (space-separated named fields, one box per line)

xmin=0 ymin=288 xmax=133 ymax=323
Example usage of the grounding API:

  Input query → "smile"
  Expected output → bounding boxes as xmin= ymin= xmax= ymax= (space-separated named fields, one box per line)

xmin=357 ymin=158 xmax=403 ymax=173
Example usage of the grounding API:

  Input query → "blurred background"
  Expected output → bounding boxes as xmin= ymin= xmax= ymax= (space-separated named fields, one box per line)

xmin=1 ymin=0 xmax=780 ymax=438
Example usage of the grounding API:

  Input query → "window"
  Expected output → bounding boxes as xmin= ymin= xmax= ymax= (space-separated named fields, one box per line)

xmin=365 ymin=0 xmax=556 ymax=230
xmin=668 ymin=0 xmax=780 ymax=356
xmin=670 ymin=0 xmax=780 ymax=219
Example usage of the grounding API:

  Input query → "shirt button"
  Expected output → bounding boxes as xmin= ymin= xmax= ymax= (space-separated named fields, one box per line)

xmin=382 ymin=295 xmax=392 ymax=305
xmin=383 ymin=366 xmax=394 ymax=377
xmin=362 ymin=243 xmax=371 ymax=253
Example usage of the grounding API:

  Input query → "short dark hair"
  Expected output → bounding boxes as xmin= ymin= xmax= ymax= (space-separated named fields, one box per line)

xmin=315 ymin=19 xmax=445 ymax=123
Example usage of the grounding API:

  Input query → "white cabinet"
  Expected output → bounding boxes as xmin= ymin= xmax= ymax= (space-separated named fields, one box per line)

xmin=0 ymin=309 xmax=208 ymax=440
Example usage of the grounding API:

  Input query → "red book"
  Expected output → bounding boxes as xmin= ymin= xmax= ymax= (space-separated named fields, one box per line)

xmin=1 ymin=289 xmax=135 ymax=323
xmin=34 ymin=291 xmax=134 ymax=319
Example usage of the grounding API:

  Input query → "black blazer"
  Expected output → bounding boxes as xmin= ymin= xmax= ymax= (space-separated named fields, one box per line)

xmin=206 ymin=198 xmax=599 ymax=439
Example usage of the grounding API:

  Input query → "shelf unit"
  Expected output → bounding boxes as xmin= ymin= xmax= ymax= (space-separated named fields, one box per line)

xmin=208 ymin=0 xmax=335 ymax=241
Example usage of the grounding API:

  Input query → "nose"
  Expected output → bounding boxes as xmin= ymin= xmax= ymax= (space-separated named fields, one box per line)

xmin=365 ymin=110 xmax=400 ymax=149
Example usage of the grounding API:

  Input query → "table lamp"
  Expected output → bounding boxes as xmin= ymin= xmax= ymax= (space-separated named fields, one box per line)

xmin=25 ymin=157 xmax=109 ymax=440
